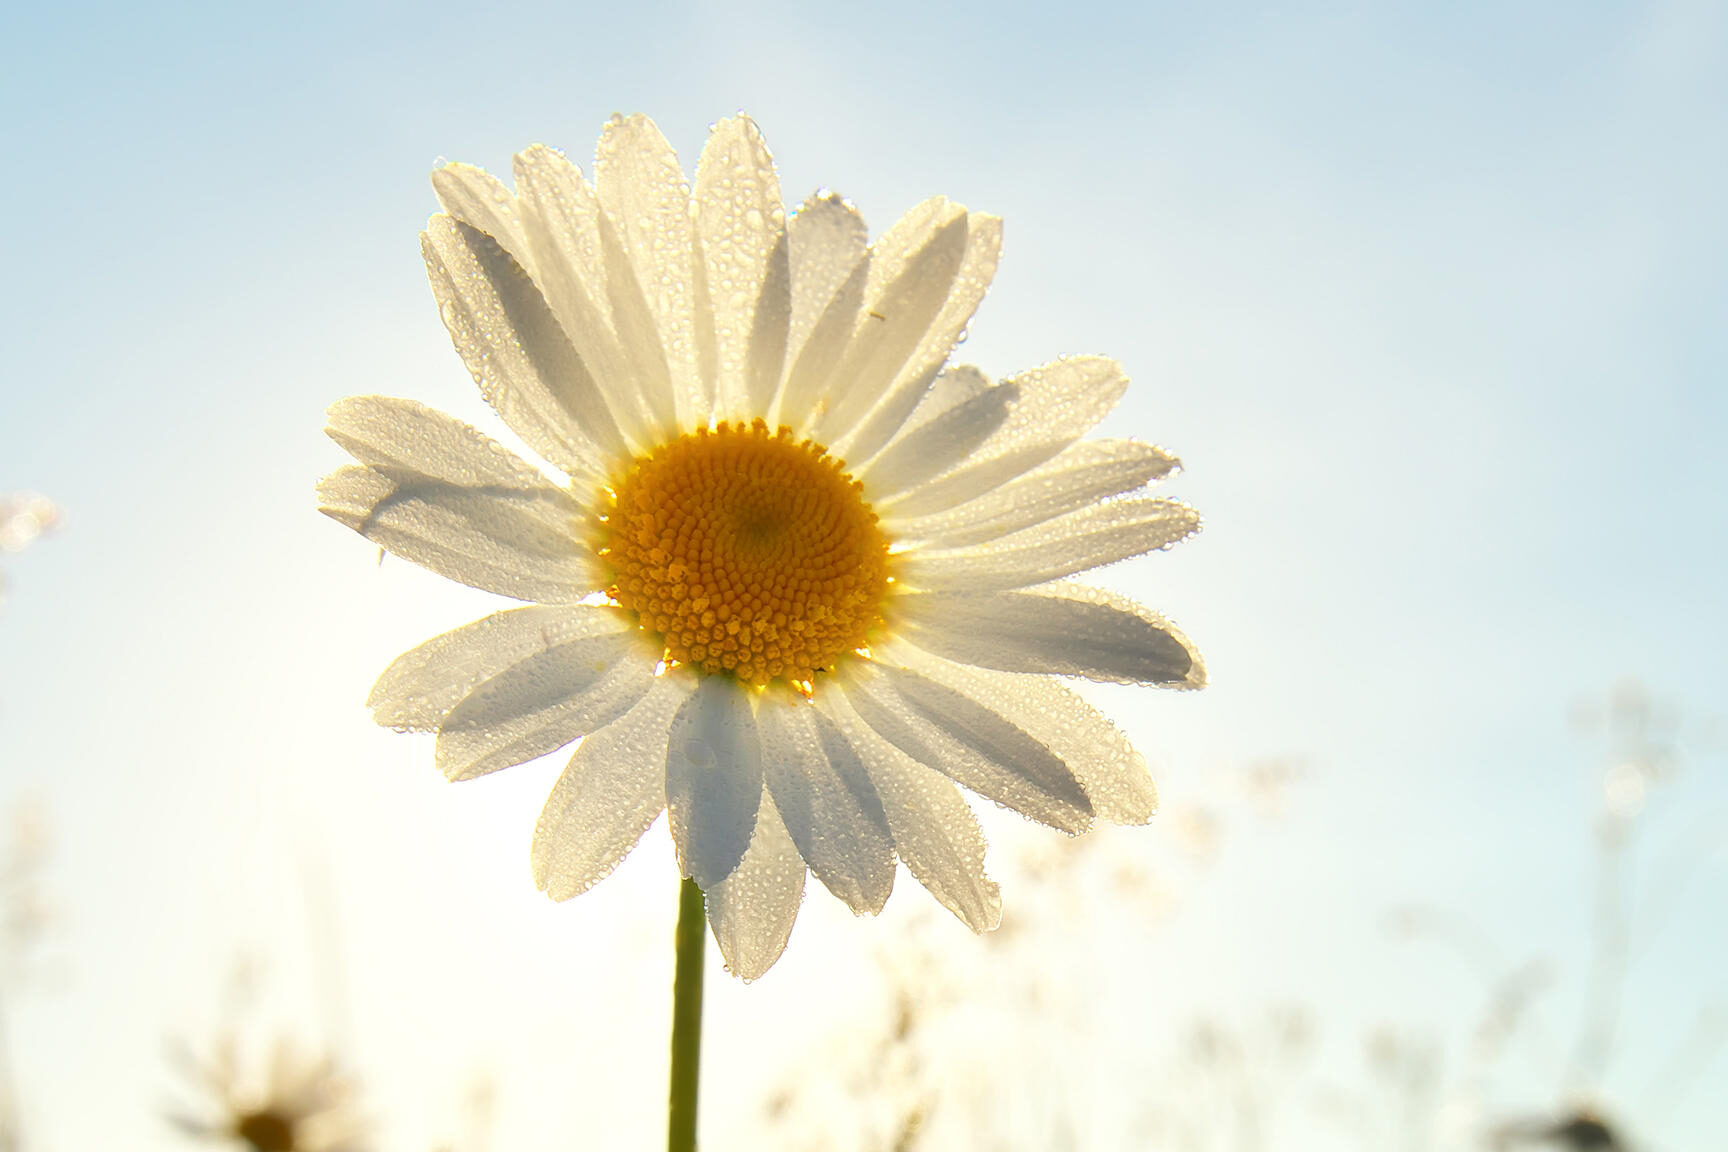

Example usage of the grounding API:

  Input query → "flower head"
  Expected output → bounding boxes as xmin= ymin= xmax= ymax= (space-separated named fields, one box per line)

xmin=168 ymin=1037 xmax=367 ymax=1152
xmin=319 ymin=114 xmax=1203 ymax=979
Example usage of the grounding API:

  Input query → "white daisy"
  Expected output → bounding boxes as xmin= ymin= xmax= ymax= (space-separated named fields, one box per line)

xmin=168 ymin=1037 xmax=367 ymax=1152
xmin=319 ymin=114 xmax=1203 ymax=980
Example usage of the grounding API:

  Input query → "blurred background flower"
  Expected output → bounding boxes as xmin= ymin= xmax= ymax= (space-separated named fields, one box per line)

xmin=167 ymin=1035 xmax=367 ymax=1152
xmin=0 ymin=494 xmax=58 ymax=609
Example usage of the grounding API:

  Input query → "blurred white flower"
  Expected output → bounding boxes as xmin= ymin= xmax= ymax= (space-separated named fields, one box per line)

xmin=168 ymin=1038 xmax=367 ymax=1152
xmin=319 ymin=114 xmax=1203 ymax=979
xmin=0 ymin=493 xmax=58 ymax=553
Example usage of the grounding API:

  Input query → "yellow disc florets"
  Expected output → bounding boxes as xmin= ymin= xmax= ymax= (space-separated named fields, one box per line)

xmin=597 ymin=419 xmax=891 ymax=689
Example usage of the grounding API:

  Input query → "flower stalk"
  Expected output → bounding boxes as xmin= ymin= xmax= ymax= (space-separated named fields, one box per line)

xmin=668 ymin=876 xmax=706 ymax=1152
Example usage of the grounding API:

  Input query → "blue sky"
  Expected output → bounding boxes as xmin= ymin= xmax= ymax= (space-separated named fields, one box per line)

xmin=1 ymin=1 xmax=1724 ymax=1148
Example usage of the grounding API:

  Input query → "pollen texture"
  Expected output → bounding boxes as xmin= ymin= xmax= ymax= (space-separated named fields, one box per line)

xmin=598 ymin=419 xmax=891 ymax=688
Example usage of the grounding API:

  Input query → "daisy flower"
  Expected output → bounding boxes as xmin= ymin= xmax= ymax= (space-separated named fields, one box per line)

xmin=167 ymin=1037 xmax=367 ymax=1152
xmin=319 ymin=114 xmax=1202 ymax=980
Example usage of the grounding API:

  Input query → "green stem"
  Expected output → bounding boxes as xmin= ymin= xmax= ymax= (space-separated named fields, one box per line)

xmin=668 ymin=876 xmax=706 ymax=1152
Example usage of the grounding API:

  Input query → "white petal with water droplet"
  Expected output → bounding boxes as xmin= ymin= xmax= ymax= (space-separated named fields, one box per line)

xmin=838 ymin=213 xmax=1003 ymax=466
xmin=694 ymin=115 xmax=788 ymax=421
xmin=666 ymin=676 xmax=764 ymax=887
xmin=432 ymin=162 xmax=528 ymax=260
xmin=902 ymin=498 xmax=1200 ymax=592
xmin=887 ymin=643 xmax=1160 ymax=824
xmin=435 ymin=628 xmax=656 ymax=781
xmin=812 ymin=207 xmax=968 ymax=446
xmin=776 ymin=256 xmax=868 ymax=431
xmin=706 ymin=788 xmax=805 ymax=981
xmin=422 ymin=217 xmax=627 ymax=472
xmin=818 ymin=692 xmax=1001 ymax=932
xmin=758 ymin=696 xmax=894 ymax=915
xmin=892 ymin=583 xmax=1202 ymax=686
xmin=532 ymin=675 xmax=690 ymax=899
xmin=316 ymin=464 xmax=592 ymax=603
xmin=325 ymin=395 xmax=555 ymax=488
xmin=839 ymin=662 xmax=1092 ymax=834
xmin=595 ymin=114 xmax=709 ymax=427
xmin=513 ymin=145 xmax=675 ymax=450
xmin=860 ymin=380 xmax=1018 ymax=500
xmin=881 ymin=355 xmax=1129 ymax=518
xmin=785 ymin=191 xmax=868 ymax=374
xmin=368 ymin=604 xmax=633 ymax=732
xmin=884 ymin=438 xmax=1178 ymax=547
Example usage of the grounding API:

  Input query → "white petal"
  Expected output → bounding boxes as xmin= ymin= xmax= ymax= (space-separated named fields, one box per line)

xmin=885 ymin=438 xmax=1179 ymax=548
xmin=860 ymin=197 xmax=960 ymax=329
xmin=894 ymin=363 xmax=992 ymax=438
xmin=756 ymin=694 xmax=894 ymax=915
xmin=509 ymin=147 xmax=607 ymax=317
xmin=431 ymin=162 xmax=528 ymax=260
xmin=785 ymin=191 xmax=868 ymax=374
xmin=422 ymin=217 xmax=628 ymax=472
xmin=326 ymin=395 xmax=556 ymax=486
xmin=599 ymin=209 xmax=692 ymax=434
xmin=434 ymin=628 xmax=656 ymax=781
xmin=880 ymin=355 xmax=1129 ymax=519
xmin=817 ymin=692 xmax=1001 ymax=932
xmin=901 ymin=498 xmax=1200 ymax=592
xmin=837 ymin=214 xmax=1003 ymax=465
xmin=840 ymin=662 xmax=1093 ymax=834
xmin=892 ymin=583 xmax=1203 ymax=686
xmin=693 ymin=115 xmax=788 ymax=420
xmin=594 ymin=114 xmax=709 ymax=427
xmin=744 ymin=231 xmax=792 ymax=420
xmin=859 ymin=380 xmax=1017 ymax=500
xmin=666 ymin=676 xmax=764 ymax=887
xmin=706 ymin=788 xmax=806 ymax=981
xmin=775 ymin=256 xmax=868 ymax=431
xmin=316 ymin=464 xmax=594 ymax=603
xmin=368 ymin=604 xmax=633 ymax=731
xmin=531 ymin=674 xmax=688 ymax=900
xmin=811 ymin=207 xmax=968 ymax=446
xmin=888 ymin=643 xmax=1159 ymax=825
xmin=512 ymin=145 xmax=676 ymax=449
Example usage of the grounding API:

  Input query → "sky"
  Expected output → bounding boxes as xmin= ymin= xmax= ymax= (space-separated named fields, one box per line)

xmin=1 ymin=0 xmax=1724 ymax=1148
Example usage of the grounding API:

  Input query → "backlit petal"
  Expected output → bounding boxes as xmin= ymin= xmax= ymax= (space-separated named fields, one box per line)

xmin=785 ymin=191 xmax=868 ymax=375
xmin=809 ymin=202 xmax=968 ymax=444
xmin=316 ymin=464 xmax=593 ymax=603
xmin=838 ymin=213 xmax=1002 ymax=465
xmin=818 ymin=692 xmax=1001 ymax=932
xmin=693 ymin=115 xmax=788 ymax=420
xmin=512 ymin=145 xmax=675 ymax=449
xmin=840 ymin=662 xmax=1092 ymax=834
xmin=888 ymin=643 xmax=1160 ymax=824
xmin=706 ymin=788 xmax=806 ymax=981
xmin=892 ymin=583 xmax=1203 ymax=686
xmin=666 ymin=676 xmax=764 ymax=887
xmin=757 ymin=694 xmax=894 ymax=915
xmin=532 ymin=675 xmax=689 ymax=899
xmin=434 ymin=628 xmax=655 ymax=781
xmin=884 ymin=438 xmax=1178 ymax=547
xmin=860 ymin=379 xmax=1017 ymax=500
xmin=326 ymin=395 xmax=560 ymax=488
xmin=595 ymin=113 xmax=709 ymax=426
xmin=880 ymin=355 xmax=1129 ymax=518
xmin=901 ymin=498 xmax=1200 ymax=592
xmin=422 ymin=216 xmax=627 ymax=472
xmin=368 ymin=604 xmax=633 ymax=731
xmin=432 ymin=162 xmax=528 ymax=259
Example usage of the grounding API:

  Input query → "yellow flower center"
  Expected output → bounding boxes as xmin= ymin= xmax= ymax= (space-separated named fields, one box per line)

xmin=597 ymin=419 xmax=891 ymax=689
